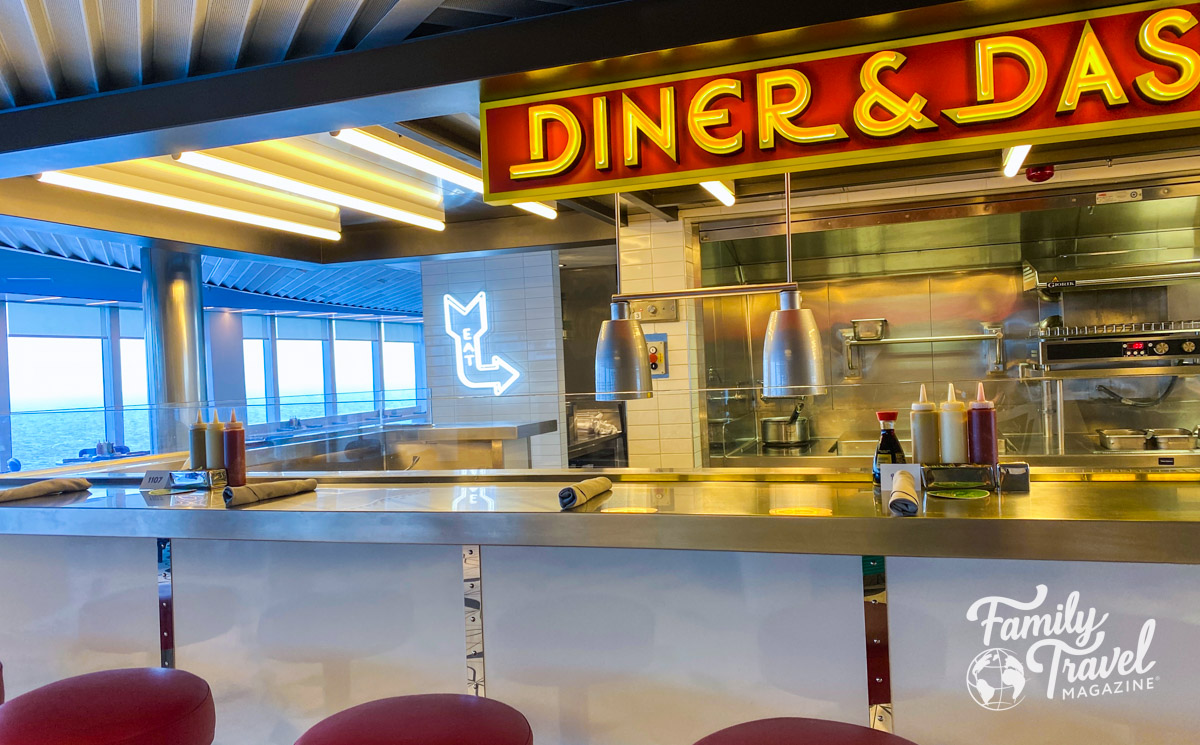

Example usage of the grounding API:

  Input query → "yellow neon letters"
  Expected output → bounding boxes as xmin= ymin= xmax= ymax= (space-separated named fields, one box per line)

xmin=756 ymin=69 xmax=847 ymax=148
xmin=1135 ymin=8 xmax=1200 ymax=103
xmin=853 ymin=51 xmax=939 ymax=137
xmin=943 ymin=36 xmax=1048 ymax=125
xmin=593 ymin=97 xmax=611 ymax=170
xmin=1058 ymin=21 xmax=1129 ymax=112
xmin=623 ymin=88 xmax=677 ymax=166
xmin=687 ymin=78 xmax=744 ymax=155
xmin=509 ymin=104 xmax=583 ymax=180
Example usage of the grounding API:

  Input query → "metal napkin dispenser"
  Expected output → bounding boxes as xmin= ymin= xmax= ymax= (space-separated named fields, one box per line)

xmin=920 ymin=463 xmax=1030 ymax=493
xmin=922 ymin=464 xmax=995 ymax=491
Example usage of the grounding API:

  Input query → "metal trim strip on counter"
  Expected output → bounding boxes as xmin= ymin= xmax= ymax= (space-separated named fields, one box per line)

xmin=10 ymin=466 xmax=1200 ymax=487
xmin=3 ymin=480 xmax=1200 ymax=564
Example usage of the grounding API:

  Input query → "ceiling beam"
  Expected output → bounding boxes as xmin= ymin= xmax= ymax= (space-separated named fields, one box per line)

xmin=329 ymin=210 xmax=613 ymax=265
xmin=560 ymin=195 xmax=623 ymax=226
xmin=620 ymin=191 xmax=678 ymax=222
xmin=0 ymin=0 xmax=1011 ymax=180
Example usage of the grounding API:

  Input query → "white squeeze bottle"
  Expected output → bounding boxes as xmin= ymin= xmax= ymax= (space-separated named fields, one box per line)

xmin=939 ymin=383 xmax=969 ymax=464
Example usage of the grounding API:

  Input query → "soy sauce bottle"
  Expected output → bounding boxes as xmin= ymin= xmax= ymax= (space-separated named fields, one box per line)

xmin=873 ymin=411 xmax=906 ymax=487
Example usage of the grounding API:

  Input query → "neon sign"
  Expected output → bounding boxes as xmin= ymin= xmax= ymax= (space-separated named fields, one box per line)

xmin=443 ymin=291 xmax=521 ymax=395
xmin=482 ymin=3 xmax=1200 ymax=203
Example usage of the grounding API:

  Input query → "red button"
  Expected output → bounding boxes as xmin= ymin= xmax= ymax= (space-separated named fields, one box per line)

xmin=649 ymin=354 xmax=658 ymax=363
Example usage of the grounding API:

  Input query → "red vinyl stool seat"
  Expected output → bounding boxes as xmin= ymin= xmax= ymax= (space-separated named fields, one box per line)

xmin=695 ymin=717 xmax=919 ymax=745
xmin=295 ymin=693 xmax=532 ymax=745
xmin=0 ymin=667 xmax=215 ymax=745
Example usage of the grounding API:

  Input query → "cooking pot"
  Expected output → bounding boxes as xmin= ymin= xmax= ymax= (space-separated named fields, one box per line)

xmin=761 ymin=415 xmax=812 ymax=446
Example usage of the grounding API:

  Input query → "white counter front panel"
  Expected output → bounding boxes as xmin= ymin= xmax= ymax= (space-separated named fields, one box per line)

xmin=0 ymin=535 xmax=159 ymax=697
xmin=172 ymin=540 xmax=466 ymax=745
xmin=482 ymin=546 xmax=869 ymax=745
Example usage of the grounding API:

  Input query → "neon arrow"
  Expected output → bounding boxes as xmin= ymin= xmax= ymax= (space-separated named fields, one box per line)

xmin=443 ymin=291 xmax=522 ymax=396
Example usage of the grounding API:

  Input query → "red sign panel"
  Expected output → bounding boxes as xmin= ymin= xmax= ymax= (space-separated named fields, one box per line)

xmin=482 ymin=1 xmax=1200 ymax=203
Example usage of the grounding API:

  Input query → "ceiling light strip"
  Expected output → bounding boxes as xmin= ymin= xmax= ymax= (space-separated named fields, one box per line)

xmin=177 ymin=151 xmax=444 ymax=231
xmin=1003 ymin=144 xmax=1032 ymax=178
xmin=332 ymin=128 xmax=484 ymax=192
xmin=333 ymin=128 xmax=559 ymax=219
xmin=514 ymin=201 xmax=558 ymax=219
xmin=700 ymin=180 xmax=736 ymax=206
xmin=38 ymin=171 xmax=342 ymax=241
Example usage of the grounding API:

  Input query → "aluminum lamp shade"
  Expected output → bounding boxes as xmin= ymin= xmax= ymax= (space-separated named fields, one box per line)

xmin=595 ymin=302 xmax=653 ymax=401
xmin=762 ymin=290 xmax=827 ymax=398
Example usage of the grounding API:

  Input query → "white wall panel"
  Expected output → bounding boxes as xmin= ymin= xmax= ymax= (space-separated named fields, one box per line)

xmin=172 ymin=540 xmax=465 ymax=745
xmin=483 ymin=546 xmax=869 ymax=744
xmin=0 ymin=535 xmax=158 ymax=697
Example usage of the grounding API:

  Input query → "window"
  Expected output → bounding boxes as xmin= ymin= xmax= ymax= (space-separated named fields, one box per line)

xmin=383 ymin=342 xmax=418 ymax=409
xmin=276 ymin=339 xmax=326 ymax=420
xmin=120 ymin=338 xmax=151 ymax=453
xmin=242 ymin=339 xmax=269 ymax=425
xmin=334 ymin=339 xmax=375 ymax=414
xmin=7 ymin=336 xmax=107 ymax=471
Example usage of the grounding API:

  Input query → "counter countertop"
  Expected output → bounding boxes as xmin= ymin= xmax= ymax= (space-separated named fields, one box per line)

xmin=2 ymin=475 xmax=1199 ymax=564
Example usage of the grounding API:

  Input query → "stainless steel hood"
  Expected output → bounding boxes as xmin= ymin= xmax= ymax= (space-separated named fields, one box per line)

xmin=700 ymin=179 xmax=1200 ymax=290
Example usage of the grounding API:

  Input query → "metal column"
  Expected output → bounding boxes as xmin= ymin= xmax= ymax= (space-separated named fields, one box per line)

xmin=0 ymin=303 xmax=11 ymax=472
xmin=101 ymin=307 xmax=125 ymax=447
xmin=142 ymin=246 xmax=207 ymax=454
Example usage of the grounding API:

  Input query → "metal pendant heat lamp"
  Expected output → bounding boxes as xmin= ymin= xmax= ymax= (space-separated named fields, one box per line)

xmin=762 ymin=173 xmax=827 ymax=397
xmin=593 ymin=178 xmax=825 ymax=400
xmin=596 ymin=195 xmax=653 ymax=400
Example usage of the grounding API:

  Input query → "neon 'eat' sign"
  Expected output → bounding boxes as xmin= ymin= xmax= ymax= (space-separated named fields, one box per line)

xmin=443 ymin=291 xmax=521 ymax=396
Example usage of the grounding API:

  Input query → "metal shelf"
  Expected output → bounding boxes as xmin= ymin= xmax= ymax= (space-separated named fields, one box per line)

xmin=1019 ymin=364 xmax=1200 ymax=380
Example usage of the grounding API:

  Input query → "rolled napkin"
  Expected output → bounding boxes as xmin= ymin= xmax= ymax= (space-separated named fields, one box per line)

xmin=888 ymin=470 xmax=920 ymax=517
xmin=559 ymin=476 xmax=613 ymax=510
xmin=0 ymin=478 xmax=92 ymax=504
xmin=223 ymin=478 xmax=318 ymax=508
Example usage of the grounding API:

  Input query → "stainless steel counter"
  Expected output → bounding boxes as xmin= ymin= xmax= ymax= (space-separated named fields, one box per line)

xmin=2 ymin=474 xmax=1199 ymax=564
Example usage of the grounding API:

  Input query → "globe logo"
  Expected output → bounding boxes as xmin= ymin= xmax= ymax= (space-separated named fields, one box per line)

xmin=966 ymin=648 xmax=1027 ymax=710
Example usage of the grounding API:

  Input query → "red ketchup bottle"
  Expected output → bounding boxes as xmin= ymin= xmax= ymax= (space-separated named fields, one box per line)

xmin=223 ymin=411 xmax=247 ymax=487
xmin=967 ymin=382 xmax=999 ymax=466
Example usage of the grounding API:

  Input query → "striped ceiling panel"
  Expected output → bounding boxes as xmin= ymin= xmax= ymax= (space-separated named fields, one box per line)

xmin=0 ymin=233 xmax=425 ymax=312
xmin=0 ymin=0 xmax=619 ymax=109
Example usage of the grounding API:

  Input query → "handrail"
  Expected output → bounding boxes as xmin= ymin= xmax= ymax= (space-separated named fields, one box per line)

xmin=842 ymin=324 xmax=1005 ymax=378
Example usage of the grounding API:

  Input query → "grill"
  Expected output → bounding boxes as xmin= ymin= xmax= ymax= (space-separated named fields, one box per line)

xmin=1035 ymin=321 xmax=1200 ymax=367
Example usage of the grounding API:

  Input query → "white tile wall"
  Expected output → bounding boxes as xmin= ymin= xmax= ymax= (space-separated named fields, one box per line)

xmin=421 ymin=252 xmax=567 ymax=467
xmin=620 ymin=215 xmax=705 ymax=469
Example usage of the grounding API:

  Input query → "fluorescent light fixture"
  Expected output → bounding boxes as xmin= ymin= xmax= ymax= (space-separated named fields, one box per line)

xmin=258 ymin=140 xmax=442 ymax=203
xmin=176 ymin=151 xmax=445 ymax=232
xmin=86 ymin=300 xmax=118 ymax=306
xmin=38 ymin=171 xmax=342 ymax=241
xmin=1003 ymin=144 xmax=1032 ymax=178
xmin=332 ymin=129 xmax=484 ymax=192
xmin=333 ymin=128 xmax=557 ymax=219
xmin=141 ymin=158 xmax=341 ymax=217
xmin=700 ymin=180 xmax=736 ymax=206
xmin=514 ymin=201 xmax=558 ymax=220
xmin=25 ymin=296 xmax=61 ymax=302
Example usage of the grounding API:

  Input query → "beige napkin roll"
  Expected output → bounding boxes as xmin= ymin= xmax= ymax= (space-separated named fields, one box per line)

xmin=223 ymin=479 xmax=318 ymax=508
xmin=559 ymin=476 xmax=613 ymax=509
xmin=0 ymin=478 xmax=92 ymax=504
